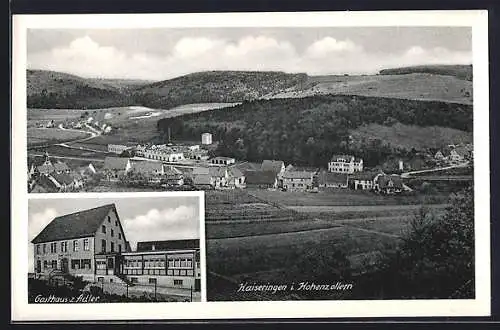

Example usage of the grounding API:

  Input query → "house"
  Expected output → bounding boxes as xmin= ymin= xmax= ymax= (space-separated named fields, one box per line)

xmin=328 ymin=154 xmax=363 ymax=174
xmin=108 ymin=144 xmax=132 ymax=155
xmin=31 ymin=204 xmax=201 ymax=290
xmin=450 ymin=146 xmax=470 ymax=162
xmin=317 ymin=171 xmax=348 ymax=189
xmin=103 ymin=157 xmax=131 ymax=181
xmin=129 ymin=160 xmax=165 ymax=183
xmin=227 ymin=167 xmax=245 ymax=189
xmin=29 ymin=174 xmax=59 ymax=193
xmin=282 ymin=171 xmax=315 ymax=191
xmin=208 ymin=167 xmax=229 ymax=189
xmin=211 ymin=157 xmax=236 ymax=166
xmin=244 ymin=170 xmax=278 ymax=189
xmin=142 ymin=145 xmax=185 ymax=162
xmin=49 ymin=172 xmax=79 ymax=192
xmin=53 ymin=161 xmax=71 ymax=174
xmin=201 ymin=133 xmax=213 ymax=145
xmin=374 ymin=174 xmax=404 ymax=194
xmin=192 ymin=173 xmax=215 ymax=189
xmin=162 ymin=166 xmax=184 ymax=186
xmin=261 ymin=160 xmax=286 ymax=177
xmin=348 ymin=171 xmax=382 ymax=190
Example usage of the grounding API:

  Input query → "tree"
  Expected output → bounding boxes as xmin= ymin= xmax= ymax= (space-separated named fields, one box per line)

xmin=361 ymin=186 xmax=475 ymax=299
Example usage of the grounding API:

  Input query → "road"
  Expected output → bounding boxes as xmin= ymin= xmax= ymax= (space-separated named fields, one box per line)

xmin=29 ymin=153 xmax=105 ymax=163
xmin=401 ymin=162 xmax=469 ymax=178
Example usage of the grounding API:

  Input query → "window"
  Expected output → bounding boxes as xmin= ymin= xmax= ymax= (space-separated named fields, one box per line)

xmin=82 ymin=259 xmax=91 ymax=269
xmin=174 ymin=279 xmax=183 ymax=286
xmin=51 ymin=260 xmax=57 ymax=269
xmin=101 ymin=239 xmax=106 ymax=253
xmin=131 ymin=277 xmax=138 ymax=283
xmin=73 ymin=240 xmax=79 ymax=252
xmin=111 ymin=229 xmax=114 ymax=237
xmin=181 ymin=260 xmax=187 ymax=267
xmin=149 ymin=278 xmax=157 ymax=284
xmin=187 ymin=270 xmax=194 ymax=276
xmin=110 ymin=242 xmax=114 ymax=253
xmin=71 ymin=259 xmax=80 ymax=269
xmin=187 ymin=260 xmax=192 ymax=268
xmin=102 ymin=225 xmax=106 ymax=234
xmin=83 ymin=239 xmax=90 ymax=251
xmin=43 ymin=260 xmax=47 ymax=269
xmin=118 ymin=233 xmax=122 ymax=240
xmin=180 ymin=269 xmax=186 ymax=276
xmin=167 ymin=269 xmax=173 ymax=275
xmin=118 ymin=244 xmax=121 ymax=253
xmin=174 ymin=260 xmax=179 ymax=267
xmin=97 ymin=277 xmax=104 ymax=283
xmin=174 ymin=269 xmax=179 ymax=275
xmin=43 ymin=244 xmax=47 ymax=254
xmin=36 ymin=245 xmax=40 ymax=255
xmin=61 ymin=241 xmax=68 ymax=252
xmin=115 ymin=220 xmax=118 ymax=226
xmin=50 ymin=243 xmax=57 ymax=253
xmin=107 ymin=216 xmax=111 ymax=223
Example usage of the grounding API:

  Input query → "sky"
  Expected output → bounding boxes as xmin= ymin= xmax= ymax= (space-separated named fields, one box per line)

xmin=27 ymin=196 xmax=200 ymax=272
xmin=27 ymin=27 xmax=472 ymax=81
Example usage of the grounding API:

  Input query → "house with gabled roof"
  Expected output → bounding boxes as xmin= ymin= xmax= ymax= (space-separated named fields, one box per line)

xmin=31 ymin=203 xmax=201 ymax=290
xmin=244 ymin=170 xmax=278 ymax=189
xmin=103 ymin=157 xmax=131 ymax=181
xmin=282 ymin=171 xmax=315 ymax=191
xmin=317 ymin=171 xmax=348 ymax=189
xmin=348 ymin=170 xmax=383 ymax=190
xmin=227 ymin=166 xmax=245 ymax=189
xmin=31 ymin=204 xmax=130 ymax=282
xmin=374 ymin=174 xmax=404 ymax=194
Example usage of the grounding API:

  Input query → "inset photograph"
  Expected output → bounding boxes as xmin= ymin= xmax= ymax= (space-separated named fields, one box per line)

xmin=28 ymin=193 xmax=203 ymax=303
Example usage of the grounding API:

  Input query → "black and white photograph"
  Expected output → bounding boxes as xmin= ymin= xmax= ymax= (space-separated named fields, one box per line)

xmin=12 ymin=10 xmax=490 ymax=320
xmin=28 ymin=193 xmax=203 ymax=303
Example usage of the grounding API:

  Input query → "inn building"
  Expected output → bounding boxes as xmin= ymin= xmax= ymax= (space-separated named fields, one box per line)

xmin=31 ymin=203 xmax=201 ymax=291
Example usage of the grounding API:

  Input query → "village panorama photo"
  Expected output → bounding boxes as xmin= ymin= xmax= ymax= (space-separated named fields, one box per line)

xmin=27 ymin=193 xmax=202 ymax=303
xmin=23 ymin=21 xmax=480 ymax=304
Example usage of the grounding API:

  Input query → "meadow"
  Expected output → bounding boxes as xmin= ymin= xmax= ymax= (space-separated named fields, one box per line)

xmin=27 ymin=128 xmax=90 ymax=147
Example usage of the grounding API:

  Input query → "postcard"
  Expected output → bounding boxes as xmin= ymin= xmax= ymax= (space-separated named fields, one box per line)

xmin=11 ymin=10 xmax=490 ymax=320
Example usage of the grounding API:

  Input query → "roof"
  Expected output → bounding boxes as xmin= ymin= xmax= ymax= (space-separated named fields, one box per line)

xmin=192 ymin=167 xmax=210 ymax=175
xmin=37 ymin=163 xmax=55 ymax=175
xmin=31 ymin=204 xmax=116 ymax=244
xmin=330 ymin=154 xmax=354 ymax=162
xmin=29 ymin=175 xmax=59 ymax=193
xmin=130 ymin=160 xmax=163 ymax=174
xmin=377 ymin=174 xmax=403 ymax=189
xmin=136 ymin=239 xmax=200 ymax=252
xmin=211 ymin=156 xmax=235 ymax=161
xmin=453 ymin=146 xmax=470 ymax=157
xmin=28 ymin=156 xmax=46 ymax=170
xmin=103 ymin=157 xmax=129 ymax=171
xmin=208 ymin=167 xmax=228 ymax=177
xmin=318 ymin=171 xmax=348 ymax=185
xmin=228 ymin=166 xmax=244 ymax=178
xmin=53 ymin=161 xmax=70 ymax=172
xmin=193 ymin=174 xmax=213 ymax=185
xmin=261 ymin=160 xmax=285 ymax=174
xmin=349 ymin=170 xmax=382 ymax=181
xmin=244 ymin=170 xmax=277 ymax=185
xmin=163 ymin=165 xmax=183 ymax=176
xmin=51 ymin=172 xmax=75 ymax=185
xmin=282 ymin=171 xmax=314 ymax=179
xmin=235 ymin=162 xmax=261 ymax=172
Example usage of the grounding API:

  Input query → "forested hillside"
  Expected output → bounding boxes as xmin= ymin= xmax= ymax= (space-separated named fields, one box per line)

xmin=132 ymin=71 xmax=308 ymax=109
xmin=379 ymin=64 xmax=472 ymax=81
xmin=158 ymin=95 xmax=472 ymax=167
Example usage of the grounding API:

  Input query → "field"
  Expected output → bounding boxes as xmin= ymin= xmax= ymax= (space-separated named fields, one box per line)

xmin=27 ymin=128 xmax=90 ymax=147
xmin=205 ymin=189 xmax=448 ymax=300
xmin=350 ymin=122 xmax=473 ymax=151
xmin=267 ymin=73 xmax=473 ymax=105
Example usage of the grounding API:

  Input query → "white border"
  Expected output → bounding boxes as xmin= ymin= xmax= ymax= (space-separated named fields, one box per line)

xmin=12 ymin=10 xmax=490 ymax=320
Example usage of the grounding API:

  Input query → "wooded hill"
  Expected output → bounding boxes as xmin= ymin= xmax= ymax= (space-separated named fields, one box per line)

xmin=158 ymin=94 xmax=472 ymax=167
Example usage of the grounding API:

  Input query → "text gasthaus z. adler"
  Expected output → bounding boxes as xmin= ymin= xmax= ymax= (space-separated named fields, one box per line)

xmin=237 ymin=282 xmax=354 ymax=294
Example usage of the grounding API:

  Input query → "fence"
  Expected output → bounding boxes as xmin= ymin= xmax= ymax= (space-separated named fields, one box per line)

xmin=89 ymin=281 xmax=200 ymax=302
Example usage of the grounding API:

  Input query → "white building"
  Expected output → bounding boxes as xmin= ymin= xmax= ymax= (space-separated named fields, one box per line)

xmin=201 ymin=133 xmax=213 ymax=145
xmin=328 ymin=154 xmax=363 ymax=174
xmin=210 ymin=157 xmax=235 ymax=166
xmin=143 ymin=145 xmax=185 ymax=162
xmin=107 ymin=144 xmax=132 ymax=155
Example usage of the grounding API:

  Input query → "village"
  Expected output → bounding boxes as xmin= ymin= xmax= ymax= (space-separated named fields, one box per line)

xmin=27 ymin=127 xmax=474 ymax=195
